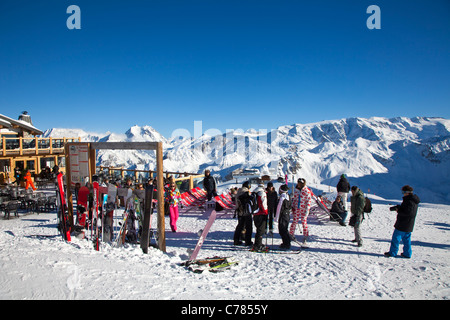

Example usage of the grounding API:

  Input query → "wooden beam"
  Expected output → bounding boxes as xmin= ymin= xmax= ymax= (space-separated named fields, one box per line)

xmin=156 ymin=142 xmax=166 ymax=252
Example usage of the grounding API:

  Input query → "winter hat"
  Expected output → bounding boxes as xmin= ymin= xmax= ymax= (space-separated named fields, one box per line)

xmin=267 ymin=182 xmax=274 ymax=188
xmin=242 ymin=181 xmax=251 ymax=189
xmin=279 ymin=184 xmax=289 ymax=193
xmin=341 ymin=174 xmax=346 ymax=179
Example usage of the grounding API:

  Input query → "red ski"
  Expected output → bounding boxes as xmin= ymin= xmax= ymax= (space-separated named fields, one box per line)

xmin=56 ymin=173 xmax=71 ymax=242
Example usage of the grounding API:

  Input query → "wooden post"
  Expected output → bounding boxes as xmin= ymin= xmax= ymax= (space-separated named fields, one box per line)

xmin=64 ymin=144 xmax=74 ymax=227
xmin=156 ymin=142 xmax=166 ymax=252
xmin=89 ymin=144 xmax=96 ymax=183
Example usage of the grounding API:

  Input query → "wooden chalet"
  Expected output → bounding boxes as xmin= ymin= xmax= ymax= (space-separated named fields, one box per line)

xmin=0 ymin=112 xmax=80 ymax=185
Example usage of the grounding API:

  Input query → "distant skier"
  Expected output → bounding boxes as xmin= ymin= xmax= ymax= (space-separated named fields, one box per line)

xmin=350 ymin=186 xmax=365 ymax=247
xmin=290 ymin=178 xmax=312 ymax=244
xmin=336 ymin=174 xmax=350 ymax=211
xmin=202 ymin=169 xmax=217 ymax=201
xmin=384 ymin=185 xmax=420 ymax=258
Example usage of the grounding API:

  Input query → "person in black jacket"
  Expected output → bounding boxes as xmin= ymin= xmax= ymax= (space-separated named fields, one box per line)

xmin=336 ymin=174 xmax=351 ymax=211
xmin=384 ymin=185 xmax=420 ymax=258
xmin=330 ymin=195 xmax=348 ymax=226
xmin=202 ymin=169 xmax=217 ymax=201
xmin=266 ymin=182 xmax=278 ymax=234
xmin=275 ymin=185 xmax=291 ymax=249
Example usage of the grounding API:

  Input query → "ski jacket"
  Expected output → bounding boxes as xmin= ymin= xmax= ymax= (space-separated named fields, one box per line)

xmin=202 ymin=175 xmax=216 ymax=193
xmin=275 ymin=192 xmax=291 ymax=221
xmin=331 ymin=199 xmax=346 ymax=214
xmin=164 ymin=187 xmax=181 ymax=207
xmin=350 ymin=188 xmax=365 ymax=216
xmin=254 ymin=186 xmax=268 ymax=216
xmin=292 ymin=186 xmax=312 ymax=211
xmin=394 ymin=193 xmax=420 ymax=233
xmin=266 ymin=189 xmax=278 ymax=209
xmin=337 ymin=177 xmax=350 ymax=193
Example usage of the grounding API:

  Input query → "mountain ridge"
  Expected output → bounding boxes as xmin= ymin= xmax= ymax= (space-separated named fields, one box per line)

xmin=42 ymin=116 xmax=450 ymax=204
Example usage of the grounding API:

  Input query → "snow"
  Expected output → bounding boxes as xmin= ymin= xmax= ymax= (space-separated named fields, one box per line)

xmin=1 ymin=186 xmax=449 ymax=300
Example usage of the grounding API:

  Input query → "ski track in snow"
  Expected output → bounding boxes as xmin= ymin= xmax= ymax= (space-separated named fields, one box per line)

xmin=0 ymin=200 xmax=449 ymax=300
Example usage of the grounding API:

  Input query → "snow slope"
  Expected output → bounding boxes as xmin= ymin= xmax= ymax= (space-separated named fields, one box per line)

xmin=1 ymin=187 xmax=449 ymax=300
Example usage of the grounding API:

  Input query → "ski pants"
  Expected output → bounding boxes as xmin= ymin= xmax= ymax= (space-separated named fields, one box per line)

xmin=253 ymin=215 xmax=267 ymax=248
xmin=353 ymin=214 xmax=363 ymax=245
xmin=25 ymin=179 xmax=36 ymax=191
xmin=278 ymin=211 xmax=291 ymax=247
xmin=388 ymin=229 xmax=412 ymax=258
xmin=290 ymin=207 xmax=309 ymax=237
xmin=233 ymin=214 xmax=253 ymax=245
xmin=169 ymin=205 xmax=179 ymax=232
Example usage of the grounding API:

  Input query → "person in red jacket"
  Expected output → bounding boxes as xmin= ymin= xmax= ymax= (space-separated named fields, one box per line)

xmin=253 ymin=184 xmax=268 ymax=251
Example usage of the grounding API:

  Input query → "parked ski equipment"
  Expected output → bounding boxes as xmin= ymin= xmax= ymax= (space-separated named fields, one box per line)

xmin=188 ymin=209 xmax=217 ymax=261
xmin=56 ymin=172 xmax=71 ymax=242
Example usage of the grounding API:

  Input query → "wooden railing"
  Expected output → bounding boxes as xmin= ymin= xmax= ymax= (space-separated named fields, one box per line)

xmin=1 ymin=137 xmax=81 ymax=157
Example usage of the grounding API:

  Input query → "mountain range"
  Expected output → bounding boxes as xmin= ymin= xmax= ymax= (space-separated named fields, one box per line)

xmin=43 ymin=117 xmax=450 ymax=204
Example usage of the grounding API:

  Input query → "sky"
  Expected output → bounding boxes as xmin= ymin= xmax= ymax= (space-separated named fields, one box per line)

xmin=1 ymin=0 xmax=449 ymax=138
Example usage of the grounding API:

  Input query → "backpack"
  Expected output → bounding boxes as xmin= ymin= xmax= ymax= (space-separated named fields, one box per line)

xmin=363 ymin=197 xmax=372 ymax=213
xmin=238 ymin=192 xmax=258 ymax=216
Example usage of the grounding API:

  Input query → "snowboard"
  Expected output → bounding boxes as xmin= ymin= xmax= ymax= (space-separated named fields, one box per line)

xmin=103 ymin=184 xmax=117 ymax=243
xmin=140 ymin=185 xmax=155 ymax=254
xmin=77 ymin=186 xmax=90 ymax=228
xmin=56 ymin=173 xmax=71 ymax=242
xmin=188 ymin=209 xmax=217 ymax=261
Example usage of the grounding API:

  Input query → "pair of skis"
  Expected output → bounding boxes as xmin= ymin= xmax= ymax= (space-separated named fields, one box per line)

xmin=181 ymin=257 xmax=238 ymax=273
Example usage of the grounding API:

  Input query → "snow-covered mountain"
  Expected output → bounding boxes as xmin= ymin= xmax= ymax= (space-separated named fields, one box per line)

xmin=42 ymin=117 xmax=450 ymax=204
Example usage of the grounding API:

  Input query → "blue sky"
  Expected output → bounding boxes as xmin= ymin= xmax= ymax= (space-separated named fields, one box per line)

xmin=1 ymin=0 xmax=449 ymax=138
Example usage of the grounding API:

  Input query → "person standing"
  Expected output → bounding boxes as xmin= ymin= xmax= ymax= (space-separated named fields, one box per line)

xmin=350 ymin=186 xmax=365 ymax=247
xmin=384 ymin=185 xmax=420 ymax=258
xmin=266 ymin=182 xmax=278 ymax=235
xmin=202 ymin=169 xmax=217 ymax=201
xmin=233 ymin=181 xmax=253 ymax=246
xmin=275 ymin=185 xmax=291 ymax=249
xmin=290 ymin=178 xmax=312 ymax=244
xmin=165 ymin=181 xmax=181 ymax=232
xmin=337 ymin=174 xmax=351 ymax=211
xmin=24 ymin=170 xmax=37 ymax=191
xmin=253 ymin=183 xmax=268 ymax=251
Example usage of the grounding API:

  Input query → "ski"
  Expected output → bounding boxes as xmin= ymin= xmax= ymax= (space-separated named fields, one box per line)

xmin=55 ymin=172 xmax=71 ymax=242
xmin=141 ymin=185 xmax=155 ymax=254
xmin=115 ymin=189 xmax=133 ymax=248
xmin=182 ymin=257 xmax=239 ymax=273
xmin=188 ymin=209 xmax=217 ymax=261
xmin=102 ymin=184 xmax=117 ymax=243
xmin=232 ymin=245 xmax=302 ymax=254
xmin=92 ymin=181 xmax=100 ymax=251
xmin=76 ymin=185 xmax=90 ymax=229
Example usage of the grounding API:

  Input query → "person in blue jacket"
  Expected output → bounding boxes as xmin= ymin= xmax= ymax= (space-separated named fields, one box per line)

xmin=384 ymin=185 xmax=420 ymax=258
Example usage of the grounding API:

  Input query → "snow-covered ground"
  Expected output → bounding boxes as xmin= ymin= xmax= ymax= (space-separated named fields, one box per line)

xmin=0 ymin=186 xmax=449 ymax=301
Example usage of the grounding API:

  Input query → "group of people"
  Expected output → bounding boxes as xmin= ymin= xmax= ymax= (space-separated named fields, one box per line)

xmin=231 ymin=173 xmax=421 ymax=258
